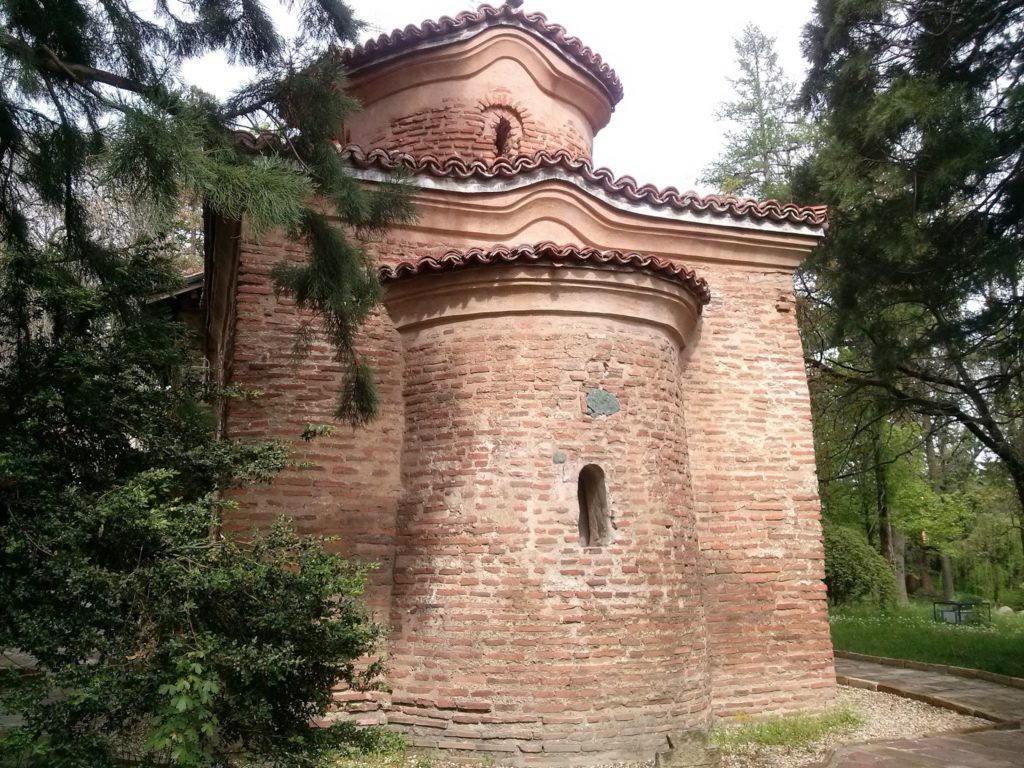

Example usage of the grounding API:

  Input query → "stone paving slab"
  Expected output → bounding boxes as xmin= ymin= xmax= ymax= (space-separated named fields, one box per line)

xmin=830 ymin=657 xmax=1024 ymax=767
xmin=825 ymin=729 xmax=1024 ymax=767
xmin=835 ymin=657 xmax=1024 ymax=723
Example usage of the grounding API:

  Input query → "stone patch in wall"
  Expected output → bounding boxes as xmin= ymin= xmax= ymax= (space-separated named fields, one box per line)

xmin=586 ymin=387 xmax=620 ymax=417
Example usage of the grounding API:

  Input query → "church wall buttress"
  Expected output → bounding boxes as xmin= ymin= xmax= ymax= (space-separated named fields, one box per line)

xmin=682 ymin=264 xmax=835 ymax=716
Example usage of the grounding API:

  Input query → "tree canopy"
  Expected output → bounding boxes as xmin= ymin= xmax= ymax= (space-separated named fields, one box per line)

xmin=701 ymin=24 xmax=811 ymax=201
xmin=0 ymin=0 xmax=412 ymax=422
xmin=0 ymin=0 xmax=411 ymax=764
xmin=799 ymin=0 xmax=1024 ymax=521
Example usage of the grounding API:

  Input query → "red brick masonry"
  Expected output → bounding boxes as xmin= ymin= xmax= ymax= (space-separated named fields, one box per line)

xmin=214 ymin=3 xmax=837 ymax=764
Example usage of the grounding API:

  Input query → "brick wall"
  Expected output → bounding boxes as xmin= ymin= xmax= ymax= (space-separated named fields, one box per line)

xmin=345 ymin=92 xmax=591 ymax=161
xmin=682 ymin=265 xmax=835 ymax=715
xmin=221 ymin=231 xmax=406 ymax=615
xmin=219 ymin=231 xmax=835 ymax=762
xmin=220 ymin=238 xmax=721 ymax=761
xmin=384 ymin=309 xmax=709 ymax=760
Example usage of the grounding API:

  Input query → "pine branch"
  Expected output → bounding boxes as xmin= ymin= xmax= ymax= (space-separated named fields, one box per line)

xmin=807 ymin=355 xmax=1023 ymax=475
xmin=0 ymin=28 xmax=272 ymax=123
xmin=0 ymin=28 xmax=154 ymax=97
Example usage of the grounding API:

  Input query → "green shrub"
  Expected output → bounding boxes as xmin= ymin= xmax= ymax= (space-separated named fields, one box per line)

xmin=823 ymin=525 xmax=897 ymax=607
xmin=0 ymin=238 xmax=387 ymax=767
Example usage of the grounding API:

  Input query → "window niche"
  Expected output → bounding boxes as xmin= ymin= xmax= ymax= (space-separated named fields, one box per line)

xmin=577 ymin=464 xmax=611 ymax=547
xmin=480 ymin=104 xmax=524 ymax=157
xmin=494 ymin=116 xmax=513 ymax=155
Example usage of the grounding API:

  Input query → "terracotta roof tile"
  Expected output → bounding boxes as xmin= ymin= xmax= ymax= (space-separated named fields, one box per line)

xmin=379 ymin=242 xmax=711 ymax=305
xmin=339 ymin=3 xmax=623 ymax=105
xmin=341 ymin=145 xmax=829 ymax=230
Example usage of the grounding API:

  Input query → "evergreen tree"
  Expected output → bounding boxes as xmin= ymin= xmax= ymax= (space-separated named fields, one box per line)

xmin=0 ymin=0 xmax=411 ymax=764
xmin=701 ymin=24 xmax=810 ymax=201
xmin=0 ymin=0 xmax=412 ymax=421
xmin=799 ymin=0 xmax=1024 ymax=552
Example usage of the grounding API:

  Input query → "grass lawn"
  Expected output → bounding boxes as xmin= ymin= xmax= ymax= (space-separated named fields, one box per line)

xmin=711 ymin=707 xmax=861 ymax=750
xmin=830 ymin=602 xmax=1024 ymax=678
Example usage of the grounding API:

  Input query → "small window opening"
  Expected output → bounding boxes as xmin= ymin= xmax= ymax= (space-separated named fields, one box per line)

xmin=494 ymin=116 xmax=512 ymax=156
xmin=577 ymin=464 xmax=611 ymax=547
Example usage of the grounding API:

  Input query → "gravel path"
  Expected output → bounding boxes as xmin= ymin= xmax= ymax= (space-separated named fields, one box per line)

xmin=397 ymin=687 xmax=988 ymax=768
xmin=718 ymin=687 xmax=989 ymax=768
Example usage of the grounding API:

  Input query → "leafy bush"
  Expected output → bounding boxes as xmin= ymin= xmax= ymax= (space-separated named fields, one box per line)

xmin=0 ymin=240 xmax=385 ymax=767
xmin=0 ymin=0 xmax=414 ymax=761
xmin=823 ymin=525 xmax=897 ymax=607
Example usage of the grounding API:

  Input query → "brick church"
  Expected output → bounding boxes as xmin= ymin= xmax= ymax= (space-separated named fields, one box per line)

xmin=188 ymin=1 xmax=836 ymax=763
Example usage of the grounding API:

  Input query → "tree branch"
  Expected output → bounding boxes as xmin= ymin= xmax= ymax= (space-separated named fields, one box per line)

xmin=0 ymin=29 xmax=152 ymax=97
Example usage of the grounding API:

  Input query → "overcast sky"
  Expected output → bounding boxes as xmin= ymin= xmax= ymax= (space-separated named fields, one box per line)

xmin=181 ymin=0 xmax=817 ymax=193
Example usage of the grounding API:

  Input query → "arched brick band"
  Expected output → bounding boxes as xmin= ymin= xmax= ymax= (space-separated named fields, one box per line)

xmin=378 ymin=242 xmax=712 ymax=306
xmin=339 ymin=3 xmax=624 ymax=105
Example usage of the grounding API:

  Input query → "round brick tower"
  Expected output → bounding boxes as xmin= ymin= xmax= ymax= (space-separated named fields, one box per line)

xmin=340 ymin=2 xmax=618 ymax=161
xmin=377 ymin=245 xmax=712 ymax=760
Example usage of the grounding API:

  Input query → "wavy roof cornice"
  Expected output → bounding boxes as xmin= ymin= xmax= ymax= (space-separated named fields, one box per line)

xmin=339 ymin=145 xmax=829 ymax=232
xmin=339 ymin=3 xmax=623 ymax=106
xmin=379 ymin=242 xmax=712 ymax=306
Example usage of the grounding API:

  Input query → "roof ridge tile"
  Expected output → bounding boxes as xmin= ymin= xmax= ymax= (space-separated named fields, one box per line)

xmin=339 ymin=3 xmax=623 ymax=105
xmin=379 ymin=242 xmax=712 ymax=306
xmin=340 ymin=145 xmax=829 ymax=229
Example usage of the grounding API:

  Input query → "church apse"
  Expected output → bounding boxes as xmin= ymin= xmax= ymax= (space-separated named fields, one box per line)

xmin=213 ymin=2 xmax=836 ymax=764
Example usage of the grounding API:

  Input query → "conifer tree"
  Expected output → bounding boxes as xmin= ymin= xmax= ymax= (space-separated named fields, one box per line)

xmin=799 ymin=0 xmax=1024 ymax=552
xmin=701 ymin=24 xmax=811 ymax=201
xmin=0 ymin=0 xmax=411 ymax=764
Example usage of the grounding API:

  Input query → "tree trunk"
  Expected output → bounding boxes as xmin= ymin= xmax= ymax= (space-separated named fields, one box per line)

xmin=940 ymin=554 xmax=955 ymax=600
xmin=861 ymin=493 xmax=874 ymax=546
xmin=1011 ymin=469 xmax=1024 ymax=557
xmin=923 ymin=416 xmax=955 ymax=600
xmin=892 ymin=530 xmax=909 ymax=605
xmin=918 ymin=543 xmax=934 ymax=595
xmin=875 ymin=442 xmax=892 ymax=561
xmin=872 ymin=433 xmax=909 ymax=605
xmin=873 ymin=439 xmax=907 ymax=603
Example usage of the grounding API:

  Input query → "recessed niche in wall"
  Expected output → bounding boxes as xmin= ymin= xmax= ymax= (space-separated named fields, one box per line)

xmin=578 ymin=464 xmax=611 ymax=547
xmin=481 ymin=104 xmax=524 ymax=156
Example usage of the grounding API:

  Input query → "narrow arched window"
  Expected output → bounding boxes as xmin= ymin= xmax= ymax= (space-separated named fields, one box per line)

xmin=577 ymin=464 xmax=610 ymax=547
xmin=494 ymin=116 xmax=512 ymax=155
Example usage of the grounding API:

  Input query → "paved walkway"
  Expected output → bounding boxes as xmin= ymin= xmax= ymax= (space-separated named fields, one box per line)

xmin=835 ymin=656 xmax=1024 ymax=723
xmin=825 ymin=729 xmax=1024 ymax=768
xmin=830 ymin=657 xmax=1024 ymax=767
